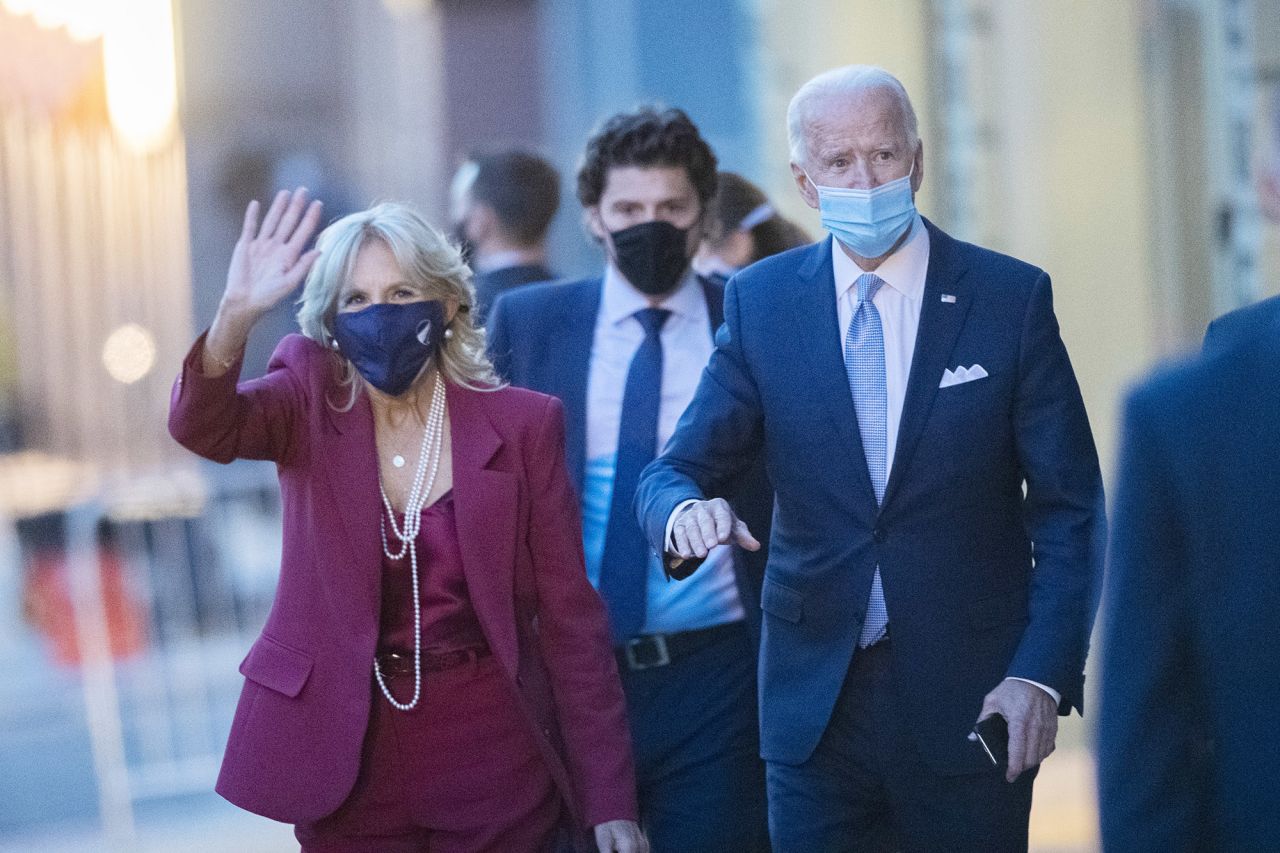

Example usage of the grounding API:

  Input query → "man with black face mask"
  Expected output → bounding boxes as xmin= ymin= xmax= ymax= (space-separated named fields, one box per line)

xmin=487 ymin=107 xmax=770 ymax=853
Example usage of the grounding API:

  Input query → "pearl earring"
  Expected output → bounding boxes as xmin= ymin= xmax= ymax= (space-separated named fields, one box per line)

xmin=443 ymin=328 xmax=454 ymax=340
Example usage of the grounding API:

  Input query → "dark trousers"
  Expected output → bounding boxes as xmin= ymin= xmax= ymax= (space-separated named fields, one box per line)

xmin=620 ymin=619 xmax=769 ymax=853
xmin=766 ymin=640 xmax=1035 ymax=853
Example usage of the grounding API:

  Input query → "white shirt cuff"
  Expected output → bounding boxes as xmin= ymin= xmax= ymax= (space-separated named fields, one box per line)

xmin=663 ymin=499 xmax=701 ymax=551
xmin=1006 ymin=676 xmax=1061 ymax=706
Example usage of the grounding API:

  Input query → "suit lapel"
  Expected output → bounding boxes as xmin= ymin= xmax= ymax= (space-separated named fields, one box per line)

xmin=792 ymin=237 xmax=879 ymax=513
xmin=320 ymin=388 xmax=383 ymax=625
xmin=550 ymin=282 xmax=600 ymax=497
xmin=446 ymin=385 xmax=519 ymax=675
xmin=882 ymin=219 xmax=973 ymax=508
xmin=699 ymin=275 xmax=725 ymax=333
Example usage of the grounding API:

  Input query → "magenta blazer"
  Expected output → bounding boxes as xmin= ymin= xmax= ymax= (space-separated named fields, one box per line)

xmin=168 ymin=333 xmax=638 ymax=828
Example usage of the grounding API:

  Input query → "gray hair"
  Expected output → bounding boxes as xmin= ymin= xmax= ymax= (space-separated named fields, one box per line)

xmin=296 ymin=201 xmax=503 ymax=408
xmin=786 ymin=65 xmax=919 ymax=166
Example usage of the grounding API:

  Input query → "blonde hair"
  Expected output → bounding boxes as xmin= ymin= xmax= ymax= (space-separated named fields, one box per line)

xmin=296 ymin=201 xmax=503 ymax=408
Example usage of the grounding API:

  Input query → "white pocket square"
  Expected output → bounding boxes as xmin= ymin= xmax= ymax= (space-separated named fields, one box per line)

xmin=939 ymin=364 xmax=989 ymax=388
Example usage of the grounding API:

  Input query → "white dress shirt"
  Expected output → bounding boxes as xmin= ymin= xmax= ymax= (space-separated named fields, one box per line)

xmin=581 ymin=265 xmax=744 ymax=634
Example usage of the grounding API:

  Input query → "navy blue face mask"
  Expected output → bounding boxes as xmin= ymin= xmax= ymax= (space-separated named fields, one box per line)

xmin=331 ymin=300 xmax=448 ymax=397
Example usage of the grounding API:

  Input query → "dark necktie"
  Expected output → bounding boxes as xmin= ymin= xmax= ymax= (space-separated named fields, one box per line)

xmin=598 ymin=307 xmax=671 ymax=643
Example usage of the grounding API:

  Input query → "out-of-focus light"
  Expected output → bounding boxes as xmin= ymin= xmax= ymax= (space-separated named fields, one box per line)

xmin=63 ymin=0 xmax=106 ymax=41
xmin=31 ymin=0 xmax=72 ymax=29
xmin=1 ymin=0 xmax=38 ymax=16
xmin=103 ymin=0 xmax=177 ymax=152
xmin=0 ymin=451 xmax=99 ymax=518
xmin=5 ymin=0 xmax=102 ymax=40
xmin=382 ymin=0 xmax=431 ymax=17
xmin=101 ymin=323 xmax=157 ymax=384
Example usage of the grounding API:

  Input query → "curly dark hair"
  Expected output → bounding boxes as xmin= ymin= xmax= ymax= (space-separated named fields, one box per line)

xmin=576 ymin=106 xmax=718 ymax=211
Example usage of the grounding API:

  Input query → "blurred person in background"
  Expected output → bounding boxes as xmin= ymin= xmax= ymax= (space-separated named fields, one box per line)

xmin=488 ymin=107 xmax=770 ymax=853
xmin=635 ymin=65 xmax=1104 ymax=851
xmin=1098 ymin=313 xmax=1280 ymax=852
xmin=692 ymin=171 xmax=810 ymax=285
xmin=450 ymin=149 xmax=560 ymax=325
xmin=168 ymin=189 xmax=644 ymax=853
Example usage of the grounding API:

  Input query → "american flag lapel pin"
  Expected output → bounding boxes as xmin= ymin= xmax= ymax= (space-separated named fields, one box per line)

xmin=941 ymin=294 xmax=957 ymax=303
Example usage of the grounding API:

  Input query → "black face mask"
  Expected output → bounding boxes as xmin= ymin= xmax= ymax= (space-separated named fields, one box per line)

xmin=332 ymin=300 xmax=447 ymax=397
xmin=609 ymin=220 xmax=693 ymax=296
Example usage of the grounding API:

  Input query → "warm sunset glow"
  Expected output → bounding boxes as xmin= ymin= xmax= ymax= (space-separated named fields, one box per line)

xmin=102 ymin=0 xmax=178 ymax=152
xmin=6 ymin=0 xmax=106 ymax=41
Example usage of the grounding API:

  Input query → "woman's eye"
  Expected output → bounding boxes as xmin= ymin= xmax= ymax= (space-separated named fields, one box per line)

xmin=342 ymin=294 xmax=364 ymax=306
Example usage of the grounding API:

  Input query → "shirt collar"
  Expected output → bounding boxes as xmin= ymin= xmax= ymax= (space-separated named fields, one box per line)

xmin=601 ymin=262 xmax=705 ymax=327
xmin=831 ymin=213 xmax=930 ymax=301
xmin=472 ymin=249 xmax=527 ymax=274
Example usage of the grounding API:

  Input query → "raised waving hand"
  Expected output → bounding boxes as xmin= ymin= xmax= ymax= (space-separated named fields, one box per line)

xmin=203 ymin=188 xmax=324 ymax=375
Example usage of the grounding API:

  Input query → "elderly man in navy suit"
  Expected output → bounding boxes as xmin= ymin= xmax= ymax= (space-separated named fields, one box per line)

xmin=1098 ymin=310 xmax=1280 ymax=851
xmin=635 ymin=66 xmax=1105 ymax=851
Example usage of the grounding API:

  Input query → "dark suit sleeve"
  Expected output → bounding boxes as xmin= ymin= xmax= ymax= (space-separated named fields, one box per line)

xmin=1005 ymin=273 xmax=1105 ymax=711
xmin=526 ymin=396 xmax=638 ymax=826
xmin=634 ymin=278 xmax=766 ymax=575
xmin=168 ymin=332 xmax=307 ymax=465
xmin=485 ymin=293 xmax=514 ymax=382
xmin=1097 ymin=386 xmax=1205 ymax=852
xmin=1202 ymin=315 xmax=1228 ymax=354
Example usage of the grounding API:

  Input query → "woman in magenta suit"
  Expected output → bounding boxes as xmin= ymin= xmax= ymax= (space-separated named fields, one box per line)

xmin=168 ymin=188 xmax=644 ymax=853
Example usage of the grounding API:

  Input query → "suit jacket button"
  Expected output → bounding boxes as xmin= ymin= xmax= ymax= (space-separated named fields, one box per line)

xmin=872 ymin=527 xmax=886 ymax=543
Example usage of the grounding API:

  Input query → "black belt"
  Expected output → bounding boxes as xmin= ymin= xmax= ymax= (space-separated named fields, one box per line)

xmin=615 ymin=621 xmax=743 ymax=671
xmin=376 ymin=645 xmax=490 ymax=676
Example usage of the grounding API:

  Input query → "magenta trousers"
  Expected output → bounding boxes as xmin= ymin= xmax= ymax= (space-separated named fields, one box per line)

xmin=294 ymin=653 xmax=564 ymax=852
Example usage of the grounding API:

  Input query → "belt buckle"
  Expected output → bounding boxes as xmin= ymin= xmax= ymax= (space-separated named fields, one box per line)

xmin=624 ymin=635 xmax=670 ymax=670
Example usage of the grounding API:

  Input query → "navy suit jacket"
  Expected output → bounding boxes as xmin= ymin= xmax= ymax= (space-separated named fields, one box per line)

xmin=472 ymin=262 xmax=555 ymax=327
xmin=1098 ymin=321 xmax=1280 ymax=851
xmin=635 ymin=221 xmax=1105 ymax=773
xmin=486 ymin=276 xmax=772 ymax=641
xmin=1203 ymin=293 xmax=1280 ymax=355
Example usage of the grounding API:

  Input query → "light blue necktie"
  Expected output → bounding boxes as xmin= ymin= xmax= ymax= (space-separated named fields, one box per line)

xmin=844 ymin=273 xmax=889 ymax=648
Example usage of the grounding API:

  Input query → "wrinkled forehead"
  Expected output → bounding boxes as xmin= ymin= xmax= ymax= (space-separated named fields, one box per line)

xmin=803 ymin=87 xmax=913 ymax=146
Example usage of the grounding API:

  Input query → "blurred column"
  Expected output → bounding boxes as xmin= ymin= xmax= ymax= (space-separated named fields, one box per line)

xmin=1142 ymin=0 xmax=1266 ymax=341
xmin=0 ymin=1 xmax=195 ymax=479
xmin=1206 ymin=0 xmax=1263 ymax=315
xmin=923 ymin=0 xmax=998 ymax=243
xmin=351 ymin=0 xmax=448 ymax=216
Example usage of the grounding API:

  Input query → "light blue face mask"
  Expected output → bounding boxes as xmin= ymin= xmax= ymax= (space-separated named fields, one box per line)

xmin=807 ymin=165 xmax=916 ymax=258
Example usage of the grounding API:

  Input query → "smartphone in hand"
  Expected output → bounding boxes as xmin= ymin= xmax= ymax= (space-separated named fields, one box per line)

xmin=972 ymin=713 xmax=1009 ymax=767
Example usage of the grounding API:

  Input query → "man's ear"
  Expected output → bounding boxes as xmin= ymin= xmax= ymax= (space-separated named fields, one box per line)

xmin=468 ymin=203 xmax=497 ymax=245
xmin=911 ymin=141 xmax=925 ymax=194
xmin=584 ymin=206 xmax=607 ymax=242
xmin=791 ymin=162 xmax=819 ymax=210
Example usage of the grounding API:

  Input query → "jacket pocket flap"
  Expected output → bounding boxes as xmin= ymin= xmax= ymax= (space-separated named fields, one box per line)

xmin=761 ymin=579 xmax=803 ymax=624
xmin=239 ymin=634 xmax=314 ymax=698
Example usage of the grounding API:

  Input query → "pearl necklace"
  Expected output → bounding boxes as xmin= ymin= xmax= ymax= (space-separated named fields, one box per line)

xmin=373 ymin=373 xmax=447 ymax=711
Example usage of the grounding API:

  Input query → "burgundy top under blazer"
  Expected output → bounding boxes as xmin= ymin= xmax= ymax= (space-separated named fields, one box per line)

xmin=168 ymin=333 xmax=638 ymax=828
